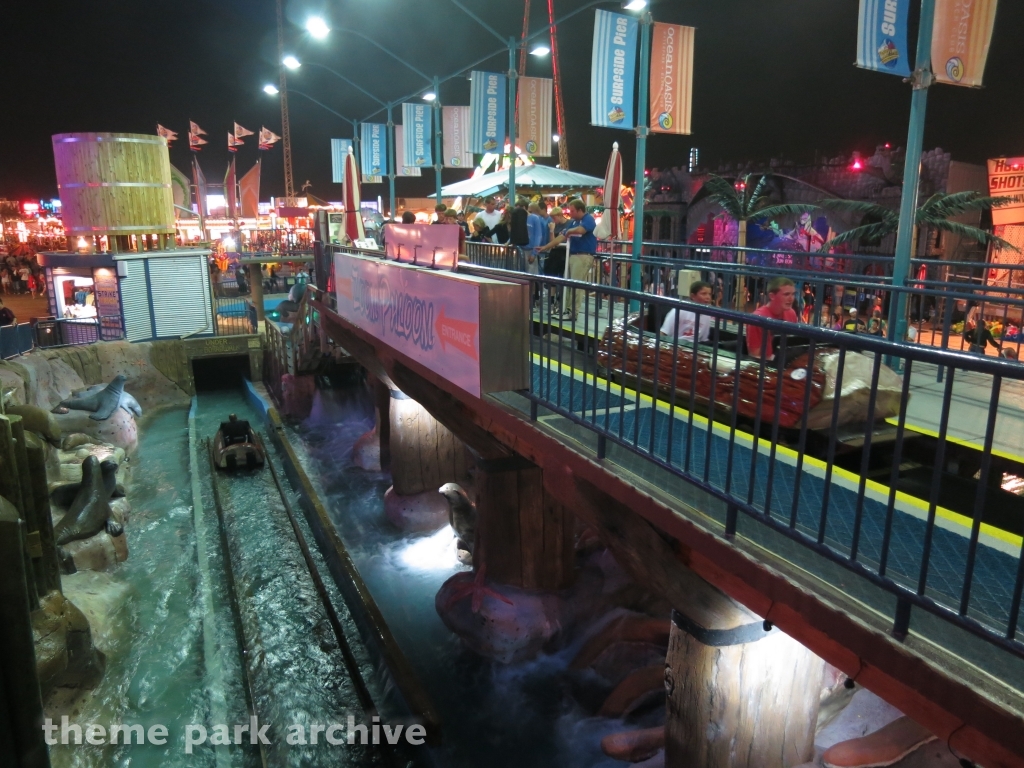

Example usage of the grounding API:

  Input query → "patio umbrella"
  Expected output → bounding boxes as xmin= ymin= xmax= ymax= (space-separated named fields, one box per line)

xmin=342 ymin=147 xmax=365 ymax=244
xmin=595 ymin=141 xmax=622 ymax=241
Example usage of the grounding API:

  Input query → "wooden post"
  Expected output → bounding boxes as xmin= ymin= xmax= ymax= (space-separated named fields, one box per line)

xmin=375 ymin=377 xmax=392 ymax=472
xmin=474 ymin=457 xmax=575 ymax=590
xmin=665 ymin=608 xmax=824 ymax=768
xmin=0 ymin=415 xmax=36 ymax=609
xmin=9 ymin=417 xmax=47 ymax=598
xmin=388 ymin=391 xmax=468 ymax=496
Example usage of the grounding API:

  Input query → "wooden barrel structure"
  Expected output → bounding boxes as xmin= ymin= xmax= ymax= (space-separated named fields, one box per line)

xmin=52 ymin=132 xmax=175 ymax=237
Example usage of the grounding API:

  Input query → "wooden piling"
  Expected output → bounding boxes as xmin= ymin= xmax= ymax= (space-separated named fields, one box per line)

xmin=388 ymin=392 xmax=468 ymax=496
xmin=0 ymin=415 xmax=37 ymax=609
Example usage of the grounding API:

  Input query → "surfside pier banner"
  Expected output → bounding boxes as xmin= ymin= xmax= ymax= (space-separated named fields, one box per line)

xmin=402 ymin=103 xmax=432 ymax=168
xmin=856 ymin=0 xmax=913 ymax=77
xmin=469 ymin=71 xmax=506 ymax=155
xmin=590 ymin=9 xmax=638 ymax=130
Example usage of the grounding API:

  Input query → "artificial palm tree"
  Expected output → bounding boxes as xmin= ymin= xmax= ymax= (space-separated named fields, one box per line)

xmin=701 ymin=174 xmax=818 ymax=306
xmin=816 ymin=191 xmax=1016 ymax=252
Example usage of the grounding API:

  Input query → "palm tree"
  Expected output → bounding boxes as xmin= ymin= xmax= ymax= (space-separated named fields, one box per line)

xmin=701 ymin=174 xmax=817 ymax=306
xmin=817 ymin=191 xmax=1016 ymax=252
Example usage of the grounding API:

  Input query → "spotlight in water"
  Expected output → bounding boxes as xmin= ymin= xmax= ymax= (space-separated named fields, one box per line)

xmin=282 ymin=55 xmax=301 ymax=70
xmin=306 ymin=16 xmax=330 ymax=39
xmin=397 ymin=527 xmax=460 ymax=572
xmin=263 ymin=84 xmax=280 ymax=95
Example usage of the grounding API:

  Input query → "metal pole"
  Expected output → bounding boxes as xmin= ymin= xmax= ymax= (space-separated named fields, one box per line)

xmin=630 ymin=11 xmax=653 ymax=305
xmin=508 ymin=38 xmax=518 ymax=206
xmin=434 ymin=76 xmax=443 ymax=202
xmin=889 ymin=0 xmax=936 ymax=344
xmin=387 ymin=104 xmax=396 ymax=217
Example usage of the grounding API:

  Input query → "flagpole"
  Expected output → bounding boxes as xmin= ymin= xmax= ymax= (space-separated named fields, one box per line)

xmin=889 ymin=0 xmax=936 ymax=345
xmin=507 ymin=37 xmax=518 ymax=206
xmin=387 ymin=103 xmax=396 ymax=217
xmin=629 ymin=10 xmax=652 ymax=304
xmin=434 ymin=76 xmax=443 ymax=202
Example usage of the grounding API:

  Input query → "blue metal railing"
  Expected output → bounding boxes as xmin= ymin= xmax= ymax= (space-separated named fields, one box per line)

xmin=0 ymin=323 xmax=35 ymax=359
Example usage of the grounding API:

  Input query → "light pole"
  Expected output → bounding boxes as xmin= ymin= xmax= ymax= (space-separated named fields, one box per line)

xmin=275 ymin=0 xmax=295 ymax=202
xmin=629 ymin=7 xmax=652 ymax=296
xmin=889 ymin=0 xmax=937 ymax=345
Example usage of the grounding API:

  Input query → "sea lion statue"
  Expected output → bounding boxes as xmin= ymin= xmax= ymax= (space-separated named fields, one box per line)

xmin=50 ymin=458 xmax=122 ymax=508
xmin=53 ymin=456 xmax=123 ymax=545
xmin=439 ymin=483 xmax=476 ymax=556
xmin=55 ymin=375 xmax=138 ymax=421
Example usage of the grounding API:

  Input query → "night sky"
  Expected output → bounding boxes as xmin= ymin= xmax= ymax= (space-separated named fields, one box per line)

xmin=3 ymin=0 xmax=1024 ymax=202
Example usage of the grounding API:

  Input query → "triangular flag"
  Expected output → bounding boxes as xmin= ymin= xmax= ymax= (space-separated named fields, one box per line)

xmin=157 ymin=125 xmax=178 ymax=145
xmin=234 ymin=123 xmax=255 ymax=139
xmin=189 ymin=133 xmax=208 ymax=151
xmin=258 ymin=127 xmax=281 ymax=150
xmin=189 ymin=121 xmax=206 ymax=136
xmin=228 ymin=133 xmax=243 ymax=153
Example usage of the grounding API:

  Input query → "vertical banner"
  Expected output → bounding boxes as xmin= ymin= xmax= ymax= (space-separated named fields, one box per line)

xmin=442 ymin=106 xmax=474 ymax=168
xmin=517 ymin=77 xmax=553 ymax=157
xmin=590 ymin=9 xmax=638 ymax=129
xmin=360 ymin=123 xmax=388 ymax=177
xmin=239 ymin=160 xmax=261 ymax=218
xmin=649 ymin=23 xmax=695 ymax=135
xmin=932 ymin=0 xmax=998 ymax=87
xmin=394 ymin=126 xmax=422 ymax=176
xmin=855 ymin=0 xmax=913 ymax=77
xmin=402 ymin=103 xmax=433 ymax=167
xmin=469 ymin=71 xmax=506 ymax=153
xmin=224 ymin=158 xmax=238 ymax=219
xmin=192 ymin=158 xmax=208 ymax=216
xmin=331 ymin=138 xmax=354 ymax=184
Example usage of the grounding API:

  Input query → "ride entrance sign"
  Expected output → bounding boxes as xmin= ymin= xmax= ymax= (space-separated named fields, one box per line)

xmin=333 ymin=251 xmax=528 ymax=398
xmin=988 ymin=157 xmax=1024 ymax=226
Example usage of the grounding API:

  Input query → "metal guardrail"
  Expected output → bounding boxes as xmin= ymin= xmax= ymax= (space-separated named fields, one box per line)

xmin=1 ymin=323 xmax=35 ymax=359
xmin=456 ymin=261 xmax=1024 ymax=664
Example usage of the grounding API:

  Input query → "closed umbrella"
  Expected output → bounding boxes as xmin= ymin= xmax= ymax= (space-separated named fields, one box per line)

xmin=595 ymin=141 xmax=622 ymax=241
xmin=342 ymin=147 xmax=365 ymax=244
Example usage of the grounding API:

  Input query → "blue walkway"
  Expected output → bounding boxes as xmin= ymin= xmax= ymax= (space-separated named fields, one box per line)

xmin=531 ymin=358 xmax=1023 ymax=635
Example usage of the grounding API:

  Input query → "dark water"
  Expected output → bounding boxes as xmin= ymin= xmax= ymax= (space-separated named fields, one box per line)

xmin=288 ymin=384 xmax=637 ymax=768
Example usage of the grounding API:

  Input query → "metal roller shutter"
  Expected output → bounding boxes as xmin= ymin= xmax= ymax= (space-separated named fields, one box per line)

xmin=149 ymin=256 xmax=213 ymax=337
xmin=119 ymin=259 xmax=153 ymax=342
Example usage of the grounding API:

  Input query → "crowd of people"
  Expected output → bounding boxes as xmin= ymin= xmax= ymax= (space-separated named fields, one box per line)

xmin=1 ymin=250 xmax=46 ymax=299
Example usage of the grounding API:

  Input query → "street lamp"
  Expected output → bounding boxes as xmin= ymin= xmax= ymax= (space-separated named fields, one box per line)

xmin=623 ymin=0 xmax=647 ymax=10
xmin=305 ymin=16 xmax=330 ymax=39
xmin=263 ymin=84 xmax=280 ymax=95
xmin=282 ymin=55 xmax=301 ymax=70
xmin=421 ymin=92 xmax=437 ymax=101
xmin=529 ymin=45 xmax=550 ymax=56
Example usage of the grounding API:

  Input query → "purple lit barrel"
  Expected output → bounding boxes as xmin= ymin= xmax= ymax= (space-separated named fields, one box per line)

xmin=52 ymin=132 xmax=175 ymax=236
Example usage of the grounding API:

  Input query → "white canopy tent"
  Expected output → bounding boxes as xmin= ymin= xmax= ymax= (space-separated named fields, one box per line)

xmin=431 ymin=165 xmax=605 ymax=199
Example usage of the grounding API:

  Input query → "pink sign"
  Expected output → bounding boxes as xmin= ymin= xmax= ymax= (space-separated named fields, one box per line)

xmin=384 ymin=223 xmax=460 ymax=268
xmin=336 ymin=252 xmax=482 ymax=395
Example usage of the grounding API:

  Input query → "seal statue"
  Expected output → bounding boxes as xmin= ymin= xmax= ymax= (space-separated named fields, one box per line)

xmin=50 ymin=458 xmax=121 ymax=508
xmin=53 ymin=456 xmax=122 ymax=545
xmin=439 ymin=483 xmax=476 ymax=554
xmin=56 ymin=375 xmax=133 ymax=421
xmin=65 ymin=379 xmax=142 ymax=419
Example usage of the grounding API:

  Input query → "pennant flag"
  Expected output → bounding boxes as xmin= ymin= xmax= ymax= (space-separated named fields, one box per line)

xmin=469 ymin=71 xmax=506 ymax=154
xmin=932 ymin=0 xmax=998 ymax=87
xmin=157 ymin=124 xmax=178 ymax=146
xmin=228 ymin=133 xmax=244 ymax=153
xmin=189 ymin=132 xmax=208 ymax=151
xmin=591 ymin=10 xmax=638 ymax=129
xmin=650 ymin=23 xmax=695 ymax=135
xmin=234 ymin=123 xmax=255 ymax=140
xmin=224 ymin=158 xmax=238 ymax=218
xmin=442 ymin=106 xmax=474 ymax=168
xmin=258 ymin=127 xmax=281 ymax=150
xmin=402 ymin=103 xmax=433 ymax=167
xmin=189 ymin=121 xmax=207 ymax=136
xmin=855 ymin=0 xmax=912 ymax=77
xmin=192 ymin=157 xmax=208 ymax=216
xmin=239 ymin=160 xmax=262 ymax=218
xmin=394 ymin=126 xmax=422 ymax=176
xmin=359 ymin=123 xmax=388 ymax=177
xmin=331 ymin=139 xmax=354 ymax=183
xmin=517 ymin=77 xmax=553 ymax=157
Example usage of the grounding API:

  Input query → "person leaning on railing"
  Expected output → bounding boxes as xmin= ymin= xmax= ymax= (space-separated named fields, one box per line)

xmin=745 ymin=277 xmax=799 ymax=362
xmin=561 ymin=198 xmax=598 ymax=321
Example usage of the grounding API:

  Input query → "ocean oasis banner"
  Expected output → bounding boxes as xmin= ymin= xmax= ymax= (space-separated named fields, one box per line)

xmin=402 ymin=103 xmax=432 ymax=167
xmin=517 ymin=77 xmax=553 ymax=157
xmin=932 ymin=0 xmax=998 ymax=87
xmin=855 ymin=0 xmax=912 ymax=77
xmin=331 ymin=138 xmax=353 ymax=184
xmin=590 ymin=9 xmax=638 ymax=129
xmin=442 ymin=106 xmax=474 ymax=168
xmin=469 ymin=71 xmax=506 ymax=154
xmin=649 ymin=23 xmax=695 ymax=135
xmin=360 ymin=123 xmax=388 ymax=178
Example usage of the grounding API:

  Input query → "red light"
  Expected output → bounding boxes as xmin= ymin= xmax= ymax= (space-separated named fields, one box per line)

xmin=884 ymin=143 xmax=891 ymax=149
xmin=22 ymin=202 xmax=40 ymax=213
xmin=851 ymin=160 xmax=864 ymax=171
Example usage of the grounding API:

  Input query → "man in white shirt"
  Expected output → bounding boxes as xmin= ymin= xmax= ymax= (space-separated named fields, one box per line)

xmin=660 ymin=280 xmax=714 ymax=343
xmin=472 ymin=197 xmax=503 ymax=243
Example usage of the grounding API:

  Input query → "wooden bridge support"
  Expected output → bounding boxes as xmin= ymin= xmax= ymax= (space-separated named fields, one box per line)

xmin=388 ymin=388 xmax=470 ymax=496
xmin=474 ymin=457 xmax=575 ymax=591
